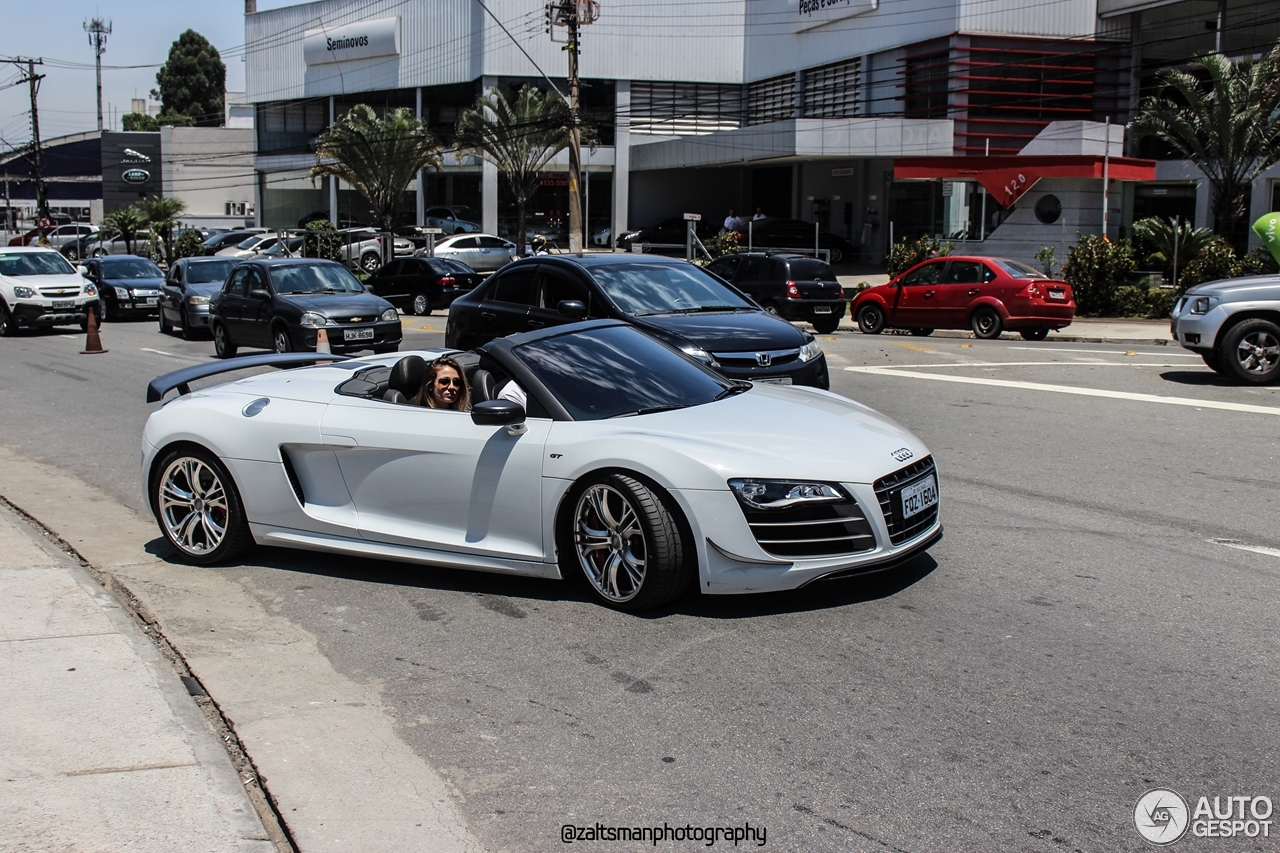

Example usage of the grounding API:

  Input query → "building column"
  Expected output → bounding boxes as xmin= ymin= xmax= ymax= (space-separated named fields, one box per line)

xmin=416 ymin=87 xmax=426 ymax=225
xmin=328 ymin=96 xmax=338 ymax=225
xmin=612 ymin=80 xmax=630 ymax=249
xmin=481 ymin=76 xmax=499 ymax=236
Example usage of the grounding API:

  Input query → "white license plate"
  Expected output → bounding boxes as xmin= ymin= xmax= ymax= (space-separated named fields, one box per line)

xmin=52 ymin=300 xmax=73 ymax=309
xmin=813 ymin=305 xmax=832 ymax=314
xmin=344 ymin=327 xmax=375 ymax=341
xmin=899 ymin=475 xmax=938 ymax=519
xmin=754 ymin=377 xmax=793 ymax=385
xmin=1048 ymin=290 xmax=1065 ymax=300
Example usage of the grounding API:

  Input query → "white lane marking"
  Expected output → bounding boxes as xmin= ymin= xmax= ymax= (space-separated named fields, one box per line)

xmin=844 ymin=366 xmax=1280 ymax=416
xmin=139 ymin=347 xmax=179 ymax=357
xmin=873 ymin=360 xmax=1188 ymax=369
xmin=1005 ymin=346 xmax=1199 ymax=357
xmin=1211 ymin=539 xmax=1280 ymax=559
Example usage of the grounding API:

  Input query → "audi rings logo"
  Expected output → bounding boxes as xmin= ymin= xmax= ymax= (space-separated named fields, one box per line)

xmin=890 ymin=447 xmax=914 ymax=462
xmin=755 ymin=352 xmax=772 ymax=367
xmin=1135 ymin=789 xmax=1190 ymax=845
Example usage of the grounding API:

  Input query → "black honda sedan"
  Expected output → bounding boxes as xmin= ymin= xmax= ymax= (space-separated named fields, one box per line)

xmin=445 ymin=255 xmax=830 ymax=388
xmin=363 ymin=257 xmax=485 ymax=316
xmin=209 ymin=258 xmax=401 ymax=358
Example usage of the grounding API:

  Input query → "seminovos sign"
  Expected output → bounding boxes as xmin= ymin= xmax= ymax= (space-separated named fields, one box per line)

xmin=303 ymin=17 xmax=400 ymax=65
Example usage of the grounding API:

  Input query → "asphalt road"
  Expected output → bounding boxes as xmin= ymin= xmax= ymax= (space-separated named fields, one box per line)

xmin=2 ymin=316 xmax=1278 ymax=852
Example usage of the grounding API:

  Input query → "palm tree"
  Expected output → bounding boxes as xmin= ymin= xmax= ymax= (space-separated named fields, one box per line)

xmin=455 ymin=86 xmax=574 ymax=247
xmin=140 ymin=196 xmax=188 ymax=265
xmin=1132 ymin=216 xmax=1215 ymax=285
xmin=1132 ymin=46 xmax=1280 ymax=248
xmin=310 ymin=104 xmax=442 ymax=233
xmin=99 ymin=204 xmax=147 ymax=256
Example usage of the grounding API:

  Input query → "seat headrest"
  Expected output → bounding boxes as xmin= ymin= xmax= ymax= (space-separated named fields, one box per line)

xmin=471 ymin=368 xmax=497 ymax=403
xmin=388 ymin=355 xmax=427 ymax=395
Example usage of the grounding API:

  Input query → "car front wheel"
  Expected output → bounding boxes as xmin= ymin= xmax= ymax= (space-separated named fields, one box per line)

xmin=1220 ymin=318 xmax=1280 ymax=384
xmin=971 ymin=306 xmax=1003 ymax=339
xmin=158 ymin=310 xmax=172 ymax=335
xmin=909 ymin=327 xmax=934 ymax=337
xmin=273 ymin=325 xmax=293 ymax=354
xmin=98 ymin=299 xmax=110 ymax=323
xmin=360 ymin=252 xmax=381 ymax=273
xmin=1201 ymin=351 xmax=1228 ymax=375
xmin=151 ymin=447 xmax=253 ymax=565
xmin=0 ymin=301 xmax=14 ymax=337
xmin=560 ymin=473 xmax=692 ymax=611
xmin=213 ymin=322 xmax=238 ymax=359
xmin=812 ymin=317 xmax=839 ymax=334
xmin=856 ymin=303 xmax=885 ymax=334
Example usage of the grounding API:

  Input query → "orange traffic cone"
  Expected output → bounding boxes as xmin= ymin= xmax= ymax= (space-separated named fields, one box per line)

xmin=315 ymin=327 xmax=331 ymax=365
xmin=80 ymin=308 xmax=107 ymax=355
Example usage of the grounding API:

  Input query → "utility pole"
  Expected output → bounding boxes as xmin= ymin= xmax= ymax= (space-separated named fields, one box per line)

xmin=84 ymin=18 xmax=112 ymax=132
xmin=548 ymin=0 xmax=598 ymax=254
xmin=11 ymin=58 xmax=48 ymax=241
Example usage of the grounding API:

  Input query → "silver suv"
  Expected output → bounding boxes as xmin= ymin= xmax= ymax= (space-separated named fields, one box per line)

xmin=337 ymin=228 xmax=413 ymax=273
xmin=1171 ymin=274 xmax=1280 ymax=384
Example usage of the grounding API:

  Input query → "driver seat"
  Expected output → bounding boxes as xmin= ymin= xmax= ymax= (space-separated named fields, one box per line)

xmin=470 ymin=369 xmax=498 ymax=403
xmin=384 ymin=356 xmax=427 ymax=404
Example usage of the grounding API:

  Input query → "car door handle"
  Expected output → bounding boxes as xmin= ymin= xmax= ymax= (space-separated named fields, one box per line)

xmin=968 ymin=288 xmax=979 ymax=296
xmin=480 ymin=311 xmax=496 ymax=321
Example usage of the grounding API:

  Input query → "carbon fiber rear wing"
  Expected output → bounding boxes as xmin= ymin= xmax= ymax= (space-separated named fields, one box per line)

xmin=146 ymin=352 xmax=351 ymax=403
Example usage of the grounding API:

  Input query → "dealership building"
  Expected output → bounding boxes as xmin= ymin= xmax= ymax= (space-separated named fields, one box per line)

xmin=244 ymin=0 xmax=1280 ymax=263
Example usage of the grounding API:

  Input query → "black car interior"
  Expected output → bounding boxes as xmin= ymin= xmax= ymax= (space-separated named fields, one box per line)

xmin=336 ymin=351 xmax=548 ymax=416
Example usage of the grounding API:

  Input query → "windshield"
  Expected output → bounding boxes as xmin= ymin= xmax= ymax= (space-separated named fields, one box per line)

xmin=788 ymin=259 xmax=837 ymax=281
xmin=185 ymin=260 xmax=236 ymax=284
xmin=590 ymin=263 xmax=754 ymax=315
xmin=993 ymin=259 xmax=1049 ymax=279
xmin=0 ymin=251 xmax=77 ymax=277
xmin=269 ymin=263 xmax=365 ymax=293
xmin=236 ymin=235 xmax=266 ymax=250
xmin=514 ymin=325 xmax=735 ymax=421
xmin=102 ymin=258 xmax=164 ymax=279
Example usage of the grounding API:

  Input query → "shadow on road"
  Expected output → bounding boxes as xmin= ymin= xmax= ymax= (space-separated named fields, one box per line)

xmin=1159 ymin=369 xmax=1233 ymax=386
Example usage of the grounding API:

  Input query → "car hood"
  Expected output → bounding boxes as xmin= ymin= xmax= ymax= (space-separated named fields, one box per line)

xmin=279 ymin=292 xmax=392 ymax=314
xmin=102 ymin=275 xmax=165 ymax=289
xmin=1182 ymin=275 xmax=1280 ymax=301
xmin=182 ymin=281 xmax=225 ymax=297
xmin=634 ymin=311 xmax=807 ymax=351
xmin=0 ymin=272 xmax=86 ymax=290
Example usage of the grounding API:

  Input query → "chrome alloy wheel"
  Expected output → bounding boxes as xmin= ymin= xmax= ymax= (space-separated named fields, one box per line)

xmin=1234 ymin=329 xmax=1280 ymax=376
xmin=574 ymin=484 xmax=647 ymax=603
xmin=159 ymin=457 xmax=229 ymax=556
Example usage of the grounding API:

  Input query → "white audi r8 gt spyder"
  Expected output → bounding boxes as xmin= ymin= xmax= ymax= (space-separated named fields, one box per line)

xmin=142 ymin=320 xmax=941 ymax=610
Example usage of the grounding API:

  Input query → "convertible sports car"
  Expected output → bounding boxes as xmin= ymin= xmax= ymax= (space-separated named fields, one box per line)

xmin=142 ymin=320 xmax=941 ymax=610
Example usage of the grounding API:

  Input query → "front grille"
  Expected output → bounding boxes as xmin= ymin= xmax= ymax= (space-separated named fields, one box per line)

xmin=740 ymin=498 xmax=876 ymax=558
xmin=874 ymin=456 xmax=939 ymax=546
xmin=39 ymin=287 xmax=80 ymax=297
xmin=713 ymin=347 xmax=800 ymax=368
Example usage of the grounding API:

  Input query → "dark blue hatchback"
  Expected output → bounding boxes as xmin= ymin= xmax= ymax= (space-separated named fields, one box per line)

xmin=444 ymin=255 xmax=829 ymax=388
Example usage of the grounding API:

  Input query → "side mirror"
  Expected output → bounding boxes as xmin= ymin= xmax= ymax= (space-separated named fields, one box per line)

xmin=471 ymin=399 xmax=527 ymax=435
xmin=76 ymin=265 xmax=88 ymax=276
xmin=249 ymin=288 xmax=270 ymax=300
xmin=557 ymin=299 xmax=587 ymax=319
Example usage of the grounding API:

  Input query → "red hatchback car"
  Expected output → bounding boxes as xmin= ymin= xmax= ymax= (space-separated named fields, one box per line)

xmin=851 ymin=256 xmax=1075 ymax=340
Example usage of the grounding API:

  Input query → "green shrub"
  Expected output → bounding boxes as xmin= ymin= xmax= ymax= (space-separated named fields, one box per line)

xmin=302 ymin=220 xmax=342 ymax=261
xmin=174 ymin=229 xmax=205 ymax=259
xmin=1062 ymin=235 xmax=1137 ymax=316
xmin=1113 ymin=283 xmax=1179 ymax=319
xmin=703 ymin=229 xmax=741 ymax=259
xmin=887 ymin=236 xmax=952 ymax=277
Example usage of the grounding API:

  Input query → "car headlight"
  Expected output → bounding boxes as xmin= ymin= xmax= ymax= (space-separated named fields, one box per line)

xmin=187 ymin=294 xmax=210 ymax=306
xmin=83 ymin=283 xmax=97 ymax=296
xmin=728 ymin=479 xmax=846 ymax=510
xmin=1190 ymin=296 xmax=1218 ymax=315
xmin=380 ymin=307 xmax=399 ymax=322
xmin=681 ymin=345 xmax=720 ymax=367
xmin=12 ymin=285 xmax=36 ymax=299
xmin=299 ymin=312 xmax=328 ymax=328
xmin=799 ymin=340 xmax=824 ymax=362
xmin=113 ymin=286 xmax=130 ymax=299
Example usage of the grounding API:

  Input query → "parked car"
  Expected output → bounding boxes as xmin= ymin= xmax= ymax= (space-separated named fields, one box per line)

xmin=81 ymin=255 xmax=166 ymax=321
xmin=158 ymin=256 xmax=240 ymax=339
xmin=259 ymin=237 xmax=306 ymax=258
xmin=298 ymin=210 xmax=361 ymax=229
xmin=0 ymin=246 xmax=99 ymax=335
xmin=851 ymin=256 xmax=1076 ymax=341
xmin=8 ymin=223 xmax=96 ymax=250
xmin=202 ymin=230 xmax=267 ymax=255
xmin=363 ymin=257 xmax=485 ymax=316
xmin=84 ymin=230 xmax=155 ymax=259
xmin=209 ymin=258 xmax=402 ymax=357
xmin=706 ymin=252 xmax=846 ymax=334
xmin=423 ymin=205 xmax=482 ymax=235
xmin=60 ymin=230 xmax=102 ymax=262
xmin=142 ymin=320 xmax=940 ymax=610
xmin=431 ymin=234 xmax=518 ymax=272
xmin=1171 ymin=274 xmax=1280 ymax=384
xmin=591 ymin=226 xmax=612 ymax=247
xmin=615 ymin=217 xmax=715 ymax=254
xmin=216 ymin=233 xmax=283 ymax=259
xmin=742 ymin=217 xmax=857 ymax=264
xmin=337 ymin=228 xmax=414 ymax=273
xmin=446 ymin=254 xmax=831 ymax=388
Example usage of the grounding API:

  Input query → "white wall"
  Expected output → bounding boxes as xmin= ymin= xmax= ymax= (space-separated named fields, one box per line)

xmin=161 ymin=127 xmax=256 ymax=219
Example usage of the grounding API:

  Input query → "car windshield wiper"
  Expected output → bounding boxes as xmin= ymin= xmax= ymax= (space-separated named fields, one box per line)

xmin=611 ymin=404 xmax=688 ymax=418
xmin=713 ymin=382 xmax=751 ymax=400
xmin=665 ymin=305 xmax=746 ymax=314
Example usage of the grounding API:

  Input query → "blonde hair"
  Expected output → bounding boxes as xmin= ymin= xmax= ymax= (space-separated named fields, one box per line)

xmin=419 ymin=356 xmax=471 ymax=411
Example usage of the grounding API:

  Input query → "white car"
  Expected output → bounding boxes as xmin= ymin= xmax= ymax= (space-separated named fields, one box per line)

xmin=432 ymin=234 xmax=517 ymax=272
xmin=0 ymin=246 xmax=99 ymax=335
xmin=423 ymin=205 xmax=482 ymax=235
xmin=216 ymin=233 xmax=281 ymax=259
xmin=142 ymin=321 xmax=941 ymax=611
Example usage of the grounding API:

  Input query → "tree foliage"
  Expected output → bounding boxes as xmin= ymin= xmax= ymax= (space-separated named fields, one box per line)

xmin=310 ymin=105 xmax=442 ymax=232
xmin=455 ymin=86 xmax=574 ymax=247
xmin=100 ymin=205 xmax=148 ymax=255
xmin=174 ymin=229 xmax=205 ymax=260
xmin=122 ymin=112 xmax=195 ymax=132
xmin=1179 ymin=238 xmax=1280 ymax=289
xmin=302 ymin=220 xmax=343 ymax=261
xmin=1132 ymin=47 xmax=1280 ymax=247
xmin=1062 ymin=235 xmax=1137 ymax=315
xmin=887 ymin=235 xmax=952 ymax=277
xmin=152 ymin=30 xmax=226 ymax=127
xmin=1131 ymin=216 xmax=1216 ymax=284
xmin=139 ymin=196 xmax=188 ymax=265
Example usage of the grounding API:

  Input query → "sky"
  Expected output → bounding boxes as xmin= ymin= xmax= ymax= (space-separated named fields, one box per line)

xmin=0 ymin=1 xmax=295 ymax=151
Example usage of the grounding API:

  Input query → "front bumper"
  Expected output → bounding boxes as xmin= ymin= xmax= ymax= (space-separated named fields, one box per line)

xmin=184 ymin=306 xmax=212 ymax=328
xmin=1170 ymin=308 xmax=1224 ymax=354
xmin=299 ymin=320 xmax=403 ymax=352
xmin=714 ymin=354 xmax=830 ymax=389
xmin=10 ymin=299 xmax=98 ymax=327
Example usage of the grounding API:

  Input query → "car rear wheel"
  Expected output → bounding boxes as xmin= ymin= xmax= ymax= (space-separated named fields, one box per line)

xmin=213 ymin=322 xmax=238 ymax=359
xmin=411 ymin=292 xmax=431 ymax=316
xmin=1220 ymin=318 xmax=1280 ymax=385
xmin=812 ymin=317 xmax=839 ymax=334
xmin=560 ymin=473 xmax=692 ymax=611
xmin=828 ymin=248 xmax=843 ymax=263
xmin=856 ymin=303 xmax=885 ymax=334
xmin=64 ymin=246 xmax=80 ymax=261
xmin=762 ymin=301 xmax=781 ymax=317
xmin=1019 ymin=327 xmax=1050 ymax=341
xmin=151 ymin=447 xmax=253 ymax=565
xmin=971 ymin=307 xmax=1003 ymax=339
xmin=909 ymin=328 xmax=934 ymax=337
xmin=360 ymin=252 xmax=381 ymax=274
xmin=272 ymin=325 xmax=293 ymax=354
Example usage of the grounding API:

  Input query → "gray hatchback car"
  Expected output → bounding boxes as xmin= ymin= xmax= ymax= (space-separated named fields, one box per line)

xmin=1170 ymin=274 xmax=1280 ymax=384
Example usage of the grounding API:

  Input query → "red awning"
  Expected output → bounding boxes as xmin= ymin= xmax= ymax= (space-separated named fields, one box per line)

xmin=894 ymin=155 xmax=1157 ymax=208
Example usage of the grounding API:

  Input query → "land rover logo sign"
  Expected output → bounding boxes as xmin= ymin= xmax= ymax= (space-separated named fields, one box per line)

xmin=122 ymin=168 xmax=150 ymax=184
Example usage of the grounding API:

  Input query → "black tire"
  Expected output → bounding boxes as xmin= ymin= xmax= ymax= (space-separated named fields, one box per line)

xmin=212 ymin=322 xmax=238 ymax=359
xmin=909 ymin=327 xmax=934 ymax=337
xmin=360 ymin=252 xmax=381 ymax=274
xmin=92 ymin=248 xmax=105 ymax=258
xmin=1019 ymin=327 xmax=1050 ymax=342
xmin=558 ymin=472 xmax=693 ymax=611
xmin=856 ymin=303 xmax=885 ymax=334
xmin=64 ymin=246 xmax=80 ymax=262
xmin=150 ymin=446 xmax=253 ymax=565
xmin=971 ymin=306 xmax=1003 ymax=339
xmin=1201 ymin=352 xmax=1228 ymax=376
xmin=762 ymin=301 xmax=782 ymax=318
xmin=98 ymin=298 xmax=110 ymax=323
xmin=272 ymin=324 xmax=293 ymax=354
xmin=158 ymin=310 xmax=173 ymax=335
xmin=411 ymin=292 xmax=431 ymax=316
xmin=828 ymin=248 xmax=843 ymax=263
xmin=180 ymin=310 xmax=197 ymax=341
xmin=0 ymin=301 xmax=14 ymax=337
xmin=812 ymin=317 xmax=839 ymax=334
xmin=1219 ymin=318 xmax=1280 ymax=385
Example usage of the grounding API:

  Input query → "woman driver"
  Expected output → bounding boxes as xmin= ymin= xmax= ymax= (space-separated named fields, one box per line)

xmin=416 ymin=356 xmax=471 ymax=411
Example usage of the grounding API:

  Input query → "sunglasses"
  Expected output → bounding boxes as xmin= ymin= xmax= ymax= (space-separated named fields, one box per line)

xmin=436 ymin=377 xmax=462 ymax=387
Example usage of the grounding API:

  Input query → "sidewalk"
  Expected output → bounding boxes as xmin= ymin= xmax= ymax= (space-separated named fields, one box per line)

xmin=0 ymin=503 xmax=275 ymax=852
